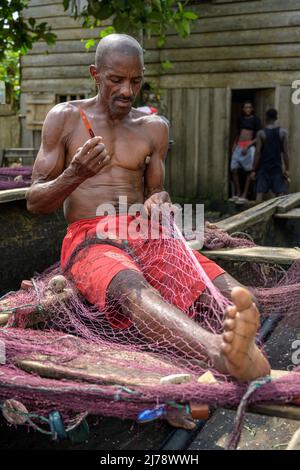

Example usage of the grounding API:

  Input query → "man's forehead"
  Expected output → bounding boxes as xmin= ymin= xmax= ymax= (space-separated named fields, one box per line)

xmin=102 ymin=52 xmax=144 ymax=74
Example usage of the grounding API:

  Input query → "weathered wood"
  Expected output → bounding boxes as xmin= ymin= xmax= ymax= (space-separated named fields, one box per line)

xmin=216 ymin=198 xmax=280 ymax=233
xmin=0 ymin=188 xmax=27 ymax=204
xmin=276 ymin=192 xmax=300 ymax=213
xmin=24 ymin=3 xmax=70 ymax=18
xmin=190 ymin=11 xmax=300 ymax=35
xmin=147 ymin=27 xmax=300 ymax=50
xmin=275 ymin=208 xmax=300 ymax=219
xmin=205 ymin=0 xmax=300 ymax=17
xmin=249 ymin=403 xmax=300 ymax=421
xmin=160 ymin=71 xmax=300 ymax=89
xmin=29 ymin=0 xmax=61 ymax=6
xmin=170 ymin=89 xmax=186 ymax=198
xmin=22 ymin=78 xmax=95 ymax=94
xmin=22 ymin=52 xmax=95 ymax=67
xmin=201 ymin=246 xmax=300 ymax=265
xmin=16 ymin=349 xmax=187 ymax=387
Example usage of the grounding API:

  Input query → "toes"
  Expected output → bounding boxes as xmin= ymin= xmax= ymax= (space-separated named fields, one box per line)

xmin=221 ymin=341 xmax=231 ymax=354
xmin=223 ymin=331 xmax=234 ymax=343
xmin=226 ymin=306 xmax=237 ymax=319
xmin=231 ymin=287 xmax=253 ymax=311
xmin=224 ymin=318 xmax=235 ymax=331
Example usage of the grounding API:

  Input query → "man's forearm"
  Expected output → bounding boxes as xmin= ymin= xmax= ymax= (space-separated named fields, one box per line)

xmin=26 ymin=166 xmax=85 ymax=214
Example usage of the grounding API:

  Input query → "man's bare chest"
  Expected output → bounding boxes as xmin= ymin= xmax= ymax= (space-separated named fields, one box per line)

xmin=66 ymin=119 xmax=151 ymax=171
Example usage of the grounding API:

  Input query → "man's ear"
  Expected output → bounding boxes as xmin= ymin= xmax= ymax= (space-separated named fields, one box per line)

xmin=89 ymin=64 xmax=97 ymax=81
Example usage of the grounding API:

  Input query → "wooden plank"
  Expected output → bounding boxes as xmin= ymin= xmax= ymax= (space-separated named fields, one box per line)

xmin=204 ymin=0 xmax=300 ymax=17
xmin=29 ymin=0 xmax=61 ymax=6
xmin=276 ymin=192 xmax=300 ymax=213
xmin=22 ymin=64 xmax=160 ymax=80
xmin=158 ymin=58 xmax=300 ymax=75
xmin=189 ymin=408 xmax=300 ymax=450
xmin=22 ymin=66 xmax=94 ymax=80
xmin=170 ymin=89 xmax=186 ymax=198
xmin=27 ymin=43 xmax=300 ymax=62
xmin=160 ymin=43 xmax=300 ymax=62
xmin=16 ymin=347 xmax=188 ymax=387
xmin=249 ymin=403 xmax=300 ymax=421
xmin=275 ymin=208 xmax=300 ymax=219
xmin=216 ymin=198 xmax=281 ymax=233
xmin=54 ymin=28 xmax=103 ymax=41
xmin=198 ymin=88 xmax=211 ymax=199
xmin=211 ymin=88 xmax=228 ymax=200
xmin=160 ymin=71 xmax=300 ymax=89
xmin=22 ymin=52 xmax=95 ymax=67
xmin=21 ymin=78 xmax=95 ymax=93
xmin=146 ymin=27 xmax=300 ymax=49
xmin=0 ymin=188 xmax=27 ymax=204
xmin=187 ymin=11 xmax=300 ymax=35
xmin=184 ymin=89 xmax=199 ymax=198
xmin=24 ymin=3 xmax=70 ymax=18
xmin=201 ymin=246 xmax=300 ymax=265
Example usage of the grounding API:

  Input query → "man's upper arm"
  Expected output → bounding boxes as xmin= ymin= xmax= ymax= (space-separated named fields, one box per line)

xmin=144 ymin=117 xmax=169 ymax=198
xmin=31 ymin=104 xmax=72 ymax=185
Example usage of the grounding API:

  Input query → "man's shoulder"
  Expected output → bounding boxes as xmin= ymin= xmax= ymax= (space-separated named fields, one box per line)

xmin=46 ymin=100 xmax=82 ymax=123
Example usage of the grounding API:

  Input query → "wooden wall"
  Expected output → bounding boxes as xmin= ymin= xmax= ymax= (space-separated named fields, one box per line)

xmin=0 ymin=105 xmax=20 ymax=149
xmin=21 ymin=0 xmax=300 ymax=200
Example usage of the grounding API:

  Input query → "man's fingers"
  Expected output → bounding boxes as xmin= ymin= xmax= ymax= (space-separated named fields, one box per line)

xmin=81 ymin=136 xmax=103 ymax=155
xmin=85 ymin=143 xmax=107 ymax=161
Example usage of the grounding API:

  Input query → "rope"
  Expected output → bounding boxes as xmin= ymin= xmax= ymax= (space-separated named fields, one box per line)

xmin=226 ymin=375 xmax=272 ymax=450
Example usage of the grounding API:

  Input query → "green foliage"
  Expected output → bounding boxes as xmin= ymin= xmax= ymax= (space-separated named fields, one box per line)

xmin=63 ymin=0 xmax=198 ymax=48
xmin=0 ymin=0 xmax=56 ymax=105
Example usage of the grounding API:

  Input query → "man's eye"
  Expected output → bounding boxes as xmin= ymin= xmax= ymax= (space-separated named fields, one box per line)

xmin=111 ymin=78 xmax=121 ymax=83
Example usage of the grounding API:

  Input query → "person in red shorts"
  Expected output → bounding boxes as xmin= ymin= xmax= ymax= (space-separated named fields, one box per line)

xmin=27 ymin=34 xmax=270 ymax=382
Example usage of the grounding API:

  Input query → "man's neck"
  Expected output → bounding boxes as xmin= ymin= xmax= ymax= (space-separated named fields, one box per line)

xmin=95 ymin=94 xmax=131 ymax=125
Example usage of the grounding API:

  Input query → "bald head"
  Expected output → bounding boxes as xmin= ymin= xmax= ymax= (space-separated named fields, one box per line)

xmin=95 ymin=34 xmax=144 ymax=71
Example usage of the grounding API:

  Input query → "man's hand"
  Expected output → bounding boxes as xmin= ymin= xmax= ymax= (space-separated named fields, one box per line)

xmin=69 ymin=136 xmax=110 ymax=180
xmin=144 ymin=191 xmax=172 ymax=216
xmin=250 ymin=171 xmax=256 ymax=181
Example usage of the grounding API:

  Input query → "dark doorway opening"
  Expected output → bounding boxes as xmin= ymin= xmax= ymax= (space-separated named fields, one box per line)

xmin=229 ymin=88 xmax=275 ymax=200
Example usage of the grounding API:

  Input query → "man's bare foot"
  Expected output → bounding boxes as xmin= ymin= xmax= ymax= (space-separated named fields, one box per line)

xmin=220 ymin=287 xmax=270 ymax=382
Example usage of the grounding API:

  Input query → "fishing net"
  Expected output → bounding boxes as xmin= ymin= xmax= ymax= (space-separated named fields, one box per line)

xmin=0 ymin=166 xmax=32 ymax=190
xmin=1 ymin=213 xmax=300 ymax=435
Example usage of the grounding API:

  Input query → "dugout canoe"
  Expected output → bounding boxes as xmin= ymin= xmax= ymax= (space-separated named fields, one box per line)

xmin=1 ymin=188 xmax=300 ymax=450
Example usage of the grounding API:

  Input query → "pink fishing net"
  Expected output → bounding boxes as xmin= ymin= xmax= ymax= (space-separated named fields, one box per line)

xmin=1 ymin=220 xmax=300 ymax=431
xmin=0 ymin=166 xmax=32 ymax=190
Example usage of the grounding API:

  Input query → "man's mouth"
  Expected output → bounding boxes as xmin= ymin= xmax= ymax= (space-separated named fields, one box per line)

xmin=114 ymin=98 xmax=132 ymax=107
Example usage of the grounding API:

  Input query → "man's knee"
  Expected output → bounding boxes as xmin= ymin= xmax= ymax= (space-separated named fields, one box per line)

xmin=108 ymin=269 xmax=149 ymax=300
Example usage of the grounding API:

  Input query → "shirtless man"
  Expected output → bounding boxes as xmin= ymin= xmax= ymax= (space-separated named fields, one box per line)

xmin=26 ymin=34 xmax=270 ymax=382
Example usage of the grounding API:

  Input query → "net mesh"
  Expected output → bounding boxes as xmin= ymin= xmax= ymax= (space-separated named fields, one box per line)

xmin=0 ymin=166 xmax=32 ymax=190
xmin=1 ymin=217 xmax=300 ymax=430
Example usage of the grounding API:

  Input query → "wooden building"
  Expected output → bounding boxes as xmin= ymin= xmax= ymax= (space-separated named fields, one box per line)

xmin=20 ymin=0 xmax=300 ymax=201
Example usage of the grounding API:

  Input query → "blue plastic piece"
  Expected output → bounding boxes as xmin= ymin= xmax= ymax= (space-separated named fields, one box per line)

xmin=49 ymin=411 xmax=67 ymax=440
xmin=137 ymin=406 xmax=166 ymax=423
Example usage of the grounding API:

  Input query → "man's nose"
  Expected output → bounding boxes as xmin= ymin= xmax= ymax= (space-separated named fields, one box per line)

xmin=120 ymin=81 xmax=133 ymax=98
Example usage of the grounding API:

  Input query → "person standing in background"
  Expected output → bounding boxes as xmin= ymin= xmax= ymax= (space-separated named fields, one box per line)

xmin=250 ymin=108 xmax=289 ymax=204
xmin=229 ymin=101 xmax=262 ymax=204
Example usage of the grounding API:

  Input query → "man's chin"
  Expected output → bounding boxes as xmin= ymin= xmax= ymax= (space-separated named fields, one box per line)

xmin=110 ymin=102 xmax=132 ymax=116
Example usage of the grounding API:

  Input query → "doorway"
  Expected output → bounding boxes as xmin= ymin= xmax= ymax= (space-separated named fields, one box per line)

xmin=229 ymin=88 xmax=276 ymax=199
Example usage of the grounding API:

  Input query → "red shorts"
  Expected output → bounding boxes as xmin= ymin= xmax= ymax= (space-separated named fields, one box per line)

xmin=61 ymin=216 xmax=225 ymax=328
